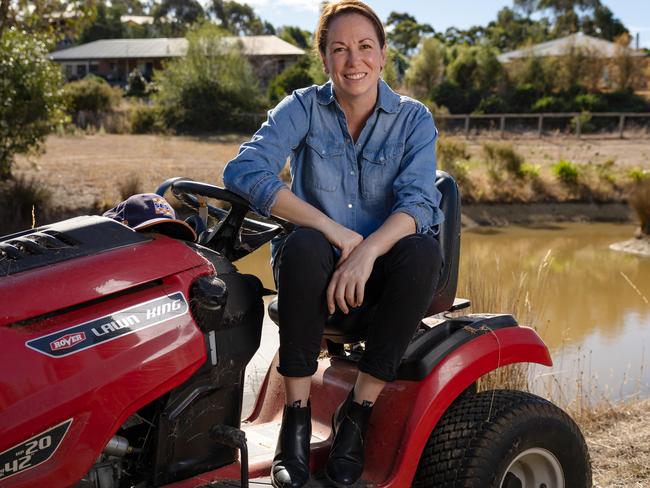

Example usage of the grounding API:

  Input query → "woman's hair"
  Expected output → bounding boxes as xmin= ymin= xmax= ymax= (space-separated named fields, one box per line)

xmin=314 ymin=0 xmax=386 ymax=55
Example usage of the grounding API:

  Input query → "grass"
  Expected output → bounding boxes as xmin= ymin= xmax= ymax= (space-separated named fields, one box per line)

xmin=481 ymin=141 xmax=525 ymax=180
xmin=552 ymin=159 xmax=581 ymax=187
xmin=0 ymin=176 xmax=52 ymax=234
xmin=117 ymin=172 xmax=143 ymax=200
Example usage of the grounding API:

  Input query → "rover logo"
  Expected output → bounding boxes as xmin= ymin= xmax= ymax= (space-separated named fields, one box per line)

xmin=26 ymin=293 xmax=189 ymax=358
xmin=50 ymin=332 xmax=86 ymax=351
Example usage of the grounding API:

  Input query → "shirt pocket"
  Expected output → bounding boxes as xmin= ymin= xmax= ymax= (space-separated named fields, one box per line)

xmin=303 ymin=135 xmax=344 ymax=193
xmin=360 ymin=142 xmax=404 ymax=200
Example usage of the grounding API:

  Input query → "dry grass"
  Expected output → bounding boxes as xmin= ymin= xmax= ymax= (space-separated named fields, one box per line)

xmin=583 ymin=399 xmax=650 ymax=487
xmin=13 ymin=133 xmax=248 ymax=214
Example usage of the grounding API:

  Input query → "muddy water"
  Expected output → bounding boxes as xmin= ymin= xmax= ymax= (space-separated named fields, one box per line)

xmin=238 ymin=223 xmax=650 ymax=402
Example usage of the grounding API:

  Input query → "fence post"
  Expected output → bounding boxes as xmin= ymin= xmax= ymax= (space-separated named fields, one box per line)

xmin=464 ymin=115 xmax=470 ymax=138
xmin=618 ymin=114 xmax=625 ymax=139
xmin=538 ymin=115 xmax=543 ymax=138
xmin=576 ymin=115 xmax=581 ymax=138
xmin=500 ymin=116 xmax=506 ymax=138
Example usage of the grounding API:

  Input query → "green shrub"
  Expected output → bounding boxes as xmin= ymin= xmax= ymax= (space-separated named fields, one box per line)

xmin=0 ymin=28 xmax=67 ymax=180
xmin=570 ymin=111 xmax=595 ymax=134
xmin=552 ymin=160 xmax=580 ymax=186
xmin=126 ymin=69 xmax=149 ymax=98
xmin=482 ymin=142 xmax=525 ymax=180
xmin=628 ymin=167 xmax=650 ymax=184
xmin=154 ymin=23 xmax=263 ymax=133
xmin=436 ymin=137 xmax=470 ymax=185
xmin=268 ymin=56 xmax=315 ymax=104
xmin=521 ymin=163 xmax=541 ymax=179
xmin=63 ymin=76 xmax=122 ymax=116
xmin=129 ymin=103 xmax=164 ymax=134
xmin=531 ymin=95 xmax=568 ymax=113
xmin=574 ymin=93 xmax=606 ymax=112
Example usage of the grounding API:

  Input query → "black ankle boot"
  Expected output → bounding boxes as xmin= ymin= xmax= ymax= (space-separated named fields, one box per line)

xmin=271 ymin=402 xmax=311 ymax=488
xmin=326 ymin=392 xmax=373 ymax=486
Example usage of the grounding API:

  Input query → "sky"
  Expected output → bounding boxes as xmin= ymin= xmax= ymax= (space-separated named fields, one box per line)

xmin=241 ymin=0 xmax=650 ymax=49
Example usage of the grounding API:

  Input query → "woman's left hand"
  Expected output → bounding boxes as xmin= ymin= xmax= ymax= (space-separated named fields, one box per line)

xmin=326 ymin=243 xmax=378 ymax=315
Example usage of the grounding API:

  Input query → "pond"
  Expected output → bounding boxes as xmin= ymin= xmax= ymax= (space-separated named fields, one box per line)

xmin=238 ymin=222 xmax=650 ymax=406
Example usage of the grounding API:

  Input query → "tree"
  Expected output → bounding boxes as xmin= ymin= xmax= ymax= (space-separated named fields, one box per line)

xmin=1 ymin=0 xmax=97 ymax=45
xmin=267 ymin=56 xmax=315 ymax=103
xmin=386 ymin=11 xmax=433 ymax=57
xmin=80 ymin=2 xmax=123 ymax=43
xmin=514 ymin=0 xmax=628 ymax=40
xmin=404 ymin=37 xmax=445 ymax=100
xmin=153 ymin=23 xmax=263 ymax=132
xmin=484 ymin=7 xmax=549 ymax=51
xmin=152 ymin=0 xmax=205 ymax=35
xmin=210 ymin=0 xmax=273 ymax=36
xmin=0 ymin=28 xmax=66 ymax=179
xmin=278 ymin=25 xmax=311 ymax=49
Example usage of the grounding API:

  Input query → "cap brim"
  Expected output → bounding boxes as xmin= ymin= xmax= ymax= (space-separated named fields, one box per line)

xmin=133 ymin=218 xmax=197 ymax=242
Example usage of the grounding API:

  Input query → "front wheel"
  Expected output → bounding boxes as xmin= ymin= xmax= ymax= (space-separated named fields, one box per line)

xmin=412 ymin=390 xmax=591 ymax=488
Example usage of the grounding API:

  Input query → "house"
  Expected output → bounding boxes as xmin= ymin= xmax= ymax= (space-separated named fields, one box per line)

xmin=49 ymin=36 xmax=305 ymax=86
xmin=497 ymin=32 xmax=647 ymax=89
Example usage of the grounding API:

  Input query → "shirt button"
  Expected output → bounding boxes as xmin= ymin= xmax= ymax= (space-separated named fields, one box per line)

xmin=347 ymin=204 xmax=353 ymax=209
xmin=350 ymin=171 xmax=355 ymax=176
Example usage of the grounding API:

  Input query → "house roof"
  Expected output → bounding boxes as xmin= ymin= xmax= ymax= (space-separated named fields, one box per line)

xmin=49 ymin=35 xmax=304 ymax=61
xmin=497 ymin=32 xmax=645 ymax=63
xmin=120 ymin=15 xmax=154 ymax=25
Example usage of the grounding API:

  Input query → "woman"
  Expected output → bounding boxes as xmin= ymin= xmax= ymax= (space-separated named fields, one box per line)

xmin=223 ymin=1 xmax=444 ymax=486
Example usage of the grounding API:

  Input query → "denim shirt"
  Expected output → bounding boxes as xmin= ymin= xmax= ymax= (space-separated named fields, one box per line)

xmin=222 ymin=80 xmax=444 ymax=260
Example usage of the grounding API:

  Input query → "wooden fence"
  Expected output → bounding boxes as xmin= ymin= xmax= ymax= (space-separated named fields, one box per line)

xmin=434 ymin=112 xmax=650 ymax=138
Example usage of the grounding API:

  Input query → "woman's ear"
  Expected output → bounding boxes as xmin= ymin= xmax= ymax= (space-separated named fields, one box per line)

xmin=319 ymin=51 xmax=329 ymax=75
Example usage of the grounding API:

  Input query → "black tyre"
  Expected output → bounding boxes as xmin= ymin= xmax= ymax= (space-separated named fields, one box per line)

xmin=412 ymin=390 xmax=591 ymax=488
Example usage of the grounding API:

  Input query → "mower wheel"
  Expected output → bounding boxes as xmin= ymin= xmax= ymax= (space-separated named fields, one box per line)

xmin=412 ymin=389 xmax=591 ymax=488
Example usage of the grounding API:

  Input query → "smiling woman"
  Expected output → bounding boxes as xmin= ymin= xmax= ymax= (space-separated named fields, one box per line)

xmin=222 ymin=1 xmax=443 ymax=487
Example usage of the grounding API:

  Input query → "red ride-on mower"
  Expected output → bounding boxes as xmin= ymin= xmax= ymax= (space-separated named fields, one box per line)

xmin=0 ymin=173 xmax=591 ymax=488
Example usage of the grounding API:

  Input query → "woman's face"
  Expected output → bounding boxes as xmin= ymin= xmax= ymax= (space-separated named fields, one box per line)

xmin=321 ymin=13 xmax=386 ymax=105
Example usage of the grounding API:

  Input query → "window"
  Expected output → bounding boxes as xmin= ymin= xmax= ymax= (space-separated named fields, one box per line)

xmin=77 ymin=64 xmax=87 ymax=77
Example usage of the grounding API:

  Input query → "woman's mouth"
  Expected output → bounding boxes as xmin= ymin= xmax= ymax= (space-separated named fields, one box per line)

xmin=344 ymin=72 xmax=367 ymax=80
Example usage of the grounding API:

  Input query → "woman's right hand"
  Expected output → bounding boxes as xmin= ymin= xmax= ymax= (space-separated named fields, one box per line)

xmin=322 ymin=222 xmax=363 ymax=264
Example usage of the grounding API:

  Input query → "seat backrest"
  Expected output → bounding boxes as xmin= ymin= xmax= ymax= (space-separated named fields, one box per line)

xmin=426 ymin=171 xmax=461 ymax=316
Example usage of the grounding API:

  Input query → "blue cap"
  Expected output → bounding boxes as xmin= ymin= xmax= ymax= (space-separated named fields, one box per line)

xmin=103 ymin=193 xmax=197 ymax=241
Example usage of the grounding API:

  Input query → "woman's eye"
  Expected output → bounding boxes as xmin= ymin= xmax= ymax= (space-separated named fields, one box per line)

xmin=333 ymin=47 xmax=345 ymax=53
xmin=361 ymin=44 xmax=372 ymax=50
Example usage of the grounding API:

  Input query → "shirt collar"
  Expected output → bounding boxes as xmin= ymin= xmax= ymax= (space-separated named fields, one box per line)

xmin=316 ymin=79 xmax=400 ymax=114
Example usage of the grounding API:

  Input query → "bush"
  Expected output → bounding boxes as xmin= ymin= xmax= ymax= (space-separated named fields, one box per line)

xmin=154 ymin=23 xmax=263 ymax=133
xmin=0 ymin=175 xmax=52 ymax=233
xmin=117 ymin=173 xmax=143 ymax=200
xmin=129 ymin=103 xmax=164 ymax=134
xmin=404 ymin=37 xmax=445 ymax=100
xmin=436 ymin=137 xmax=470 ymax=185
xmin=630 ymin=180 xmax=650 ymax=235
xmin=268 ymin=56 xmax=315 ymax=104
xmin=432 ymin=80 xmax=480 ymax=114
xmin=482 ymin=142 xmax=525 ymax=180
xmin=552 ymin=160 xmax=580 ymax=186
xmin=531 ymin=95 xmax=569 ymax=113
xmin=126 ymin=69 xmax=149 ymax=98
xmin=570 ymin=111 xmax=595 ymax=134
xmin=628 ymin=168 xmax=650 ymax=184
xmin=521 ymin=162 xmax=541 ymax=179
xmin=0 ymin=28 xmax=67 ymax=180
xmin=63 ymin=76 xmax=122 ymax=128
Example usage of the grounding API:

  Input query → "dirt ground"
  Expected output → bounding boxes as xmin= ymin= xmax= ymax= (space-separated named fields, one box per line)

xmin=581 ymin=399 xmax=650 ymax=487
xmin=13 ymin=133 xmax=650 ymax=216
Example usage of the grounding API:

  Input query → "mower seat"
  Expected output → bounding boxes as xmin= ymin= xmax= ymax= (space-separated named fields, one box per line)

xmin=267 ymin=171 xmax=461 ymax=344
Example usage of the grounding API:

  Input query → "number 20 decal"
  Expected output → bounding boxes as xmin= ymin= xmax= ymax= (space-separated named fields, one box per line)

xmin=0 ymin=419 xmax=72 ymax=481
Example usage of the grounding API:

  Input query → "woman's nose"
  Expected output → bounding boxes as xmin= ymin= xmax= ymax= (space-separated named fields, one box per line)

xmin=346 ymin=49 xmax=361 ymax=66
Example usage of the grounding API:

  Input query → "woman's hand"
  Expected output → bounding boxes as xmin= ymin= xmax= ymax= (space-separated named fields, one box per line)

xmin=326 ymin=242 xmax=378 ymax=315
xmin=322 ymin=222 xmax=363 ymax=264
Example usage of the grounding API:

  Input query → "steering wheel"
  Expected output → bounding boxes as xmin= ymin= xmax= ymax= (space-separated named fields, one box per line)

xmin=155 ymin=177 xmax=291 ymax=262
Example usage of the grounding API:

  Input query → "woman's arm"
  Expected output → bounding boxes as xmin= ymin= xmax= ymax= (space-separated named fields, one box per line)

xmin=271 ymin=188 xmax=363 ymax=262
xmin=326 ymin=212 xmax=415 ymax=314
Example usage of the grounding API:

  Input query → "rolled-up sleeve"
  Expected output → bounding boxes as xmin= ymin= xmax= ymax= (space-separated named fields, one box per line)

xmin=391 ymin=105 xmax=444 ymax=233
xmin=222 ymin=91 xmax=310 ymax=216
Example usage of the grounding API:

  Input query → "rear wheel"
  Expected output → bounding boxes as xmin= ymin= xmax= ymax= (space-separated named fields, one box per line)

xmin=412 ymin=390 xmax=591 ymax=488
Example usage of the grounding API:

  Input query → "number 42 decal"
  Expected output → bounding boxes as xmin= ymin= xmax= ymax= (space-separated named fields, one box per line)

xmin=0 ymin=419 xmax=72 ymax=481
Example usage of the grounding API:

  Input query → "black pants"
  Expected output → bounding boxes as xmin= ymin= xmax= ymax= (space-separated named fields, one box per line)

xmin=274 ymin=227 xmax=443 ymax=382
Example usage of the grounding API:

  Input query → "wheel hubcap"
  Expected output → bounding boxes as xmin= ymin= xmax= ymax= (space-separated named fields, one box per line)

xmin=500 ymin=447 xmax=565 ymax=488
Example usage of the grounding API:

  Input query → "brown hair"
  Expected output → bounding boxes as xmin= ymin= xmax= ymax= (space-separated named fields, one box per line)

xmin=314 ymin=0 xmax=386 ymax=55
